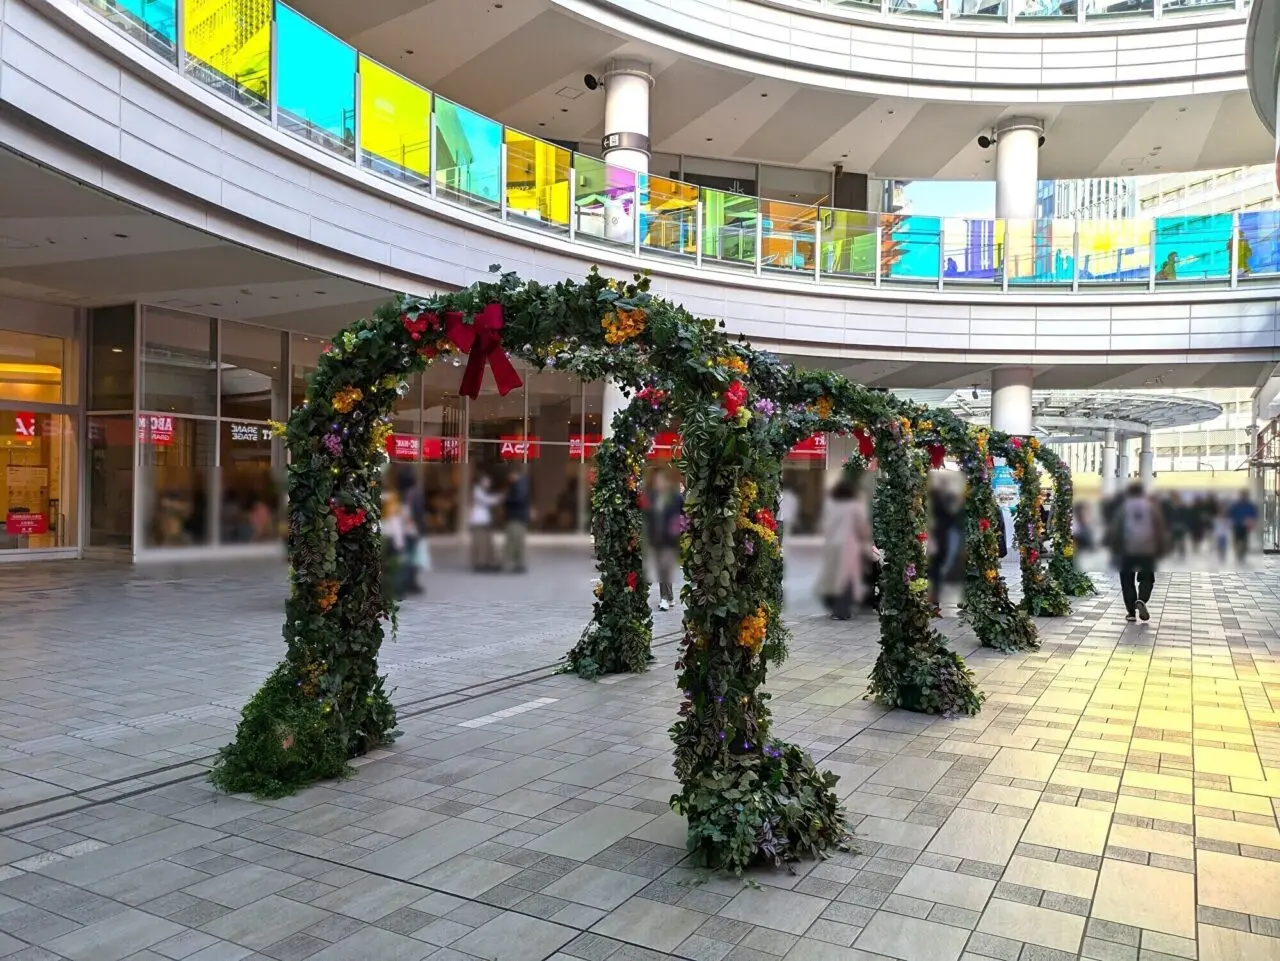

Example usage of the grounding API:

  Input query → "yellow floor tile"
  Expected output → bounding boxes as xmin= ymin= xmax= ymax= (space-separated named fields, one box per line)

xmin=1194 ymin=747 xmax=1265 ymax=780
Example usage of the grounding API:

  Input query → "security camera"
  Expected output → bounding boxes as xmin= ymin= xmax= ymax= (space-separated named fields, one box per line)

xmin=972 ymin=385 xmax=980 ymax=400
xmin=977 ymin=135 xmax=993 ymax=149
xmin=584 ymin=74 xmax=600 ymax=91
xmin=1038 ymin=135 xmax=1046 ymax=148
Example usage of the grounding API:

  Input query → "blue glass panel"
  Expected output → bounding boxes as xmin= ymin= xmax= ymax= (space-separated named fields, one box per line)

xmin=883 ymin=215 xmax=941 ymax=282
xmin=941 ymin=218 xmax=1000 ymax=281
xmin=1153 ymin=214 xmax=1232 ymax=282
xmin=88 ymin=0 xmax=177 ymax=60
xmin=1237 ymin=212 xmax=1280 ymax=278
xmin=276 ymin=5 xmax=356 ymax=155
xmin=435 ymin=99 xmax=502 ymax=209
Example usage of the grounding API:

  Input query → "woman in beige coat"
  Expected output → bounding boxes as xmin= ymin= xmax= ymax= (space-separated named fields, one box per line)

xmin=816 ymin=477 xmax=875 ymax=620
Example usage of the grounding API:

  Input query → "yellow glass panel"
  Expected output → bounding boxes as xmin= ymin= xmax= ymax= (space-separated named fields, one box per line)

xmin=183 ymin=0 xmax=271 ymax=106
xmin=359 ymin=56 xmax=431 ymax=176
xmin=643 ymin=176 xmax=698 ymax=254
xmin=504 ymin=130 xmax=571 ymax=226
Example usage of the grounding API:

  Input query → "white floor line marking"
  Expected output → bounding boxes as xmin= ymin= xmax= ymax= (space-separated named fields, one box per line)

xmin=457 ymin=697 xmax=559 ymax=728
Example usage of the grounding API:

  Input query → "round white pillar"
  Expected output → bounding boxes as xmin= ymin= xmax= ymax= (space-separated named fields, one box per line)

xmin=1100 ymin=429 xmax=1118 ymax=498
xmin=993 ymin=117 xmax=1044 ymax=221
xmin=1117 ymin=444 xmax=1131 ymax=489
xmin=1139 ymin=433 xmax=1155 ymax=490
xmin=990 ymin=367 xmax=1034 ymax=436
xmin=601 ymin=60 xmax=653 ymax=175
xmin=601 ymin=381 xmax=629 ymax=441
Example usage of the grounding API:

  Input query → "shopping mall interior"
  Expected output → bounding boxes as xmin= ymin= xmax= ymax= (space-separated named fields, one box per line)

xmin=1 ymin=0 xmax=1280 ymax=958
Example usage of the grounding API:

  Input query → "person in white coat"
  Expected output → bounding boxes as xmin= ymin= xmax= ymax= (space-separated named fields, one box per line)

xmin=469 ymin=474 xmax=502 ymax=572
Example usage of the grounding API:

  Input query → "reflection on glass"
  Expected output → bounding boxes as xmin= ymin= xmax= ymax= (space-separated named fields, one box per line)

xmin=1003 ymin=219 xmax=1075 ymax=284
xmin=359 ymin=56 xmax=431 ymax=183
xmin=1086 ymin=0 xmax=1152 ymax=16
xmin=820 ymin=209 xmax=877 ymax=278
xmin=276 ymin=5 xmax=355 ymax=157
xmin=183 ymin=0 xmax=271 ymax=115
xmin=0 ymin=413 xmax=77 ymax=550
xmin=89 ymin=305 xmax=135 ymax=411
xmin=435 ymin=98 xmax=502 ymax=209
xmin=504 ymin=131 xmax=571 ymax=229
xmin=888 ymin=0 xmax=942 ymax=15
xmin=218 ymin=420 xmax=281 ymax=543
xmin=941 ymin=218 xmax=998 ymax=282
xmin=220 ymin=321 xmax=283 ymax=421
xmin=528 ymin=368 xmax=580 ymax=452
xmin=881 ymin=214 xmax=941 ymax=282
xmin=953 ymin=0 xmax=1008 ymax=15
xmin=1154 ymin=214 xmax=1232 ymax=283
xmin=142 ymin=308 xmax=215 ymax=416
xmin=761 ymin=200 xmax=817 ymax=273
xmin=141 ymin=415 xmax=214 ymax=547
xmin=85 ymin=0 xmax=177 ymax=60
xmin=1238 ymin=212 xmax=1280 ymax=277
xmin=642 ymin=176 xmax=699 ymax=258
xmin=830 ymin=0 xmax=882 ymax=10
xmin=1077 ymin=220 xmax=1150 ymax=282
xmin=530 ymin=445 xmax=583 ymax=533
xmin=468 ymin=364 xmax=526 ymax=442
xmin=574 ymin=156 xmax=637 ymax=246
xmin=1016 ymin=0 xmax=1075 ymax=16
xmin=290 ymin=333 xmax=326 ymax=409
xmin=701 ymin=189 xmax=758 ymax=267
xmin=0 ymin=330 xmax=64 ymax=404
xmin=88 ymin=415 xmax=133 ymax=549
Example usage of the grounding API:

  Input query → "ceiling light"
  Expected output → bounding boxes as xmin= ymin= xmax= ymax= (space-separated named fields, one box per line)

xmin=706 ymin=137 xmax=713 ymax=142
xmin=113 ymin=233 xmax=129 ymax=239
xmin=760 ymin=93 xmax=768 ymax=98
xmin=110 ymin=347 xmax=123 ymax=354
xmin=0 ymin=363 xmax=60 ymax=376
xmin=404 ymin=48 xmax=414 ymax=55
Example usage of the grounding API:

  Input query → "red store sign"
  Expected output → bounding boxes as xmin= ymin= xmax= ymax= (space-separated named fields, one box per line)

xmin=137 ymin=415 xmax=174 ymax=446
xmin=421 ymin=437 xmax=461 ymax=462
xmin=787 ymin=433 xmax=828 ymax=462
xmin=13 ymin=412 xmax=36 ymax=439
xmin=386 ymin=433 xmax=422 ymax=461
xmin=500 ymin=436 xmax=541 ymax=461
xmin=5 ymin=511 xmax=48 ymax=536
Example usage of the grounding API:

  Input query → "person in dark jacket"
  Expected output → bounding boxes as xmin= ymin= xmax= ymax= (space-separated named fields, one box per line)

xmin=1107 ymin=482 xmax=1169 ymax=623
xmin=503 ymin=469 xmax=530 ymax=573
xmin=645 ymin=469 xmax=684 ymax=611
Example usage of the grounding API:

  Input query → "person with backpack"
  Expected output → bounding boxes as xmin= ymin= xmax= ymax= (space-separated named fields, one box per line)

xmin=1107 ymin=481 xmax=1169 ymax=623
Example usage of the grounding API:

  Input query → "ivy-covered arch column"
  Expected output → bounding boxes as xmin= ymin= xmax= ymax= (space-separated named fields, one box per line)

xmin=998 ymin=434 xmax=1071 ymax=616
xmin=1035 ymin=446 xmax=1096 ymax=598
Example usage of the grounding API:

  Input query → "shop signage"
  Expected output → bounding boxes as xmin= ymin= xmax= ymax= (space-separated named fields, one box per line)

xmin=386 ymin=433 xmax=421 ymax=460
xmin=137 ymin=415 xmax=174 ymax=446
xmin=421 ymin=437 xmax=461 ymax=461
xmin=648 ymin=431 xmax=682 ymax=460
xmin=5 ymin=511 xmax=47 ymax=536
xmin=228 ymin=423 xmax=273 ymax=442
xmin=787 ymin=434 xmax=827 ymax=462
xmin=13 ymin=412 xmax=36 ymax=439
xmin=500 ymin=436 xmax=541 ymax=460
xmin=569 ymin=433 xmax=602 ymax=458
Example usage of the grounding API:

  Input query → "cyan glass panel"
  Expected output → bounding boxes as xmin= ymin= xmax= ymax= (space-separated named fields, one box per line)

xmin=573 ymin=156 xmax=638 ymax=246
xmin=820 ymin=209 xmax=877 ymax=278
xmin=434 ymin=99 xmax=502 ymax=209
xmin=1238 ymin=212 xmax=1280 ymax=277
xmin=761 ymin=200 xmax=816 ymax=273
xmin=504 ymin=130 xmax=571 ymax=228
xmin=941 ymin=218 xmax=1000 ymax=281
xmin=183 ymin=0 xmax=271 ymax=115
xmin=87 ymin=0 xmax=177 ymax=60
xmin=358 ymin=56 xmax=431 ymax=183
xmin=882 ymin=215 xmax=941 ymax=282
xmin=276 ymin=5 xmax=355 ymax=156
xmin=953 ymin=0 xmax=1008 ymax=16
xmin=642 ymin=176 xmax=698 ymax=259
xmin=888 ymin=0 xmax=942 ymax=15
xmin=1086 ymin=0 xmax=1153 ymax=17
xmin=701 ymin=189 xmax=758 ymax=267
xmin=1154 ymin=214 xmax=1231 ymax=282
xmin=1077 ymin=220 xmax=1150 ymax=282
xmin=1016 ymin=0 xmax=1075 ymax=16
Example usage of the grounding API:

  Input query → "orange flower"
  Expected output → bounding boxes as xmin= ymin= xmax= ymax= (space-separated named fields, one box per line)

xmin=737 ymin=607 xmax=768 ymax=655
xmin=717 ymin=354 xmax=749 ymax=375
xmin=331 ymin=387 xmax=363 ymax=414
xmin=602 ymin=306 xmax=646 ymax=344
xmin=316 ymin=579 xmax=339 ymax=612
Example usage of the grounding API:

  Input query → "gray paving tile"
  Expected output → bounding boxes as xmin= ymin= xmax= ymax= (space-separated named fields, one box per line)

xmin=449 ymin=911 xmax=576 ymax=961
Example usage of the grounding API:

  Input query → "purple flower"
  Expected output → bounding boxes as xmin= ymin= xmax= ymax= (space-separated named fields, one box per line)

xmin=752 ymin=398 xmax=777 ymax=417
xmin=744 ymin=539 xmax=755 ymax=556
xmin=905 ymin=562 xmax=917 ymax=581
xmin=765 ymin=744 xmax=782 ymax=759
xmin=323 ymin=433 xmax=342 ymax=456
xmin=742 ymin=740 xmax=751 ymax=750
xmin=718 ymin=731 xmax=726 ymax=741
xmin=674 ymin=514 xmax=689 ymax=533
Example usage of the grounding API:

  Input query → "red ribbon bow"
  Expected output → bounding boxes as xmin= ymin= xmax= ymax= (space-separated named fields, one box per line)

xmin=442 ymin=304 xmax=523 ymax=399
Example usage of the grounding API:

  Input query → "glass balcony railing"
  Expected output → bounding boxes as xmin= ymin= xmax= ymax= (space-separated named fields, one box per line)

xmin=804 ymin=0 xmax=1240 ymax=22
xmin=82 ymin=0 xmax=1276 ymax=295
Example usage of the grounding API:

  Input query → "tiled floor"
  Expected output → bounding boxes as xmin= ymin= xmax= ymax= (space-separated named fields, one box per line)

xmin=0 ymin=548 xmax=1278 ymax=960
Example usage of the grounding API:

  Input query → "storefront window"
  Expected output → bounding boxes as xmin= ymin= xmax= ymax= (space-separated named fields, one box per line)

xmin=0 ymin=330 xmax=65 ymax=405
xmin=1 ymin=412 xmax=77 ymax=550
xmin=220 ymin=321 xmax=284 ymax=421
xmin=528 ymin=369 xmax=580 ymax=449
xmin=141 ymin=416 xmax=215 ymax=547
xmin=468 ymin=370 xmax=526 ymax=442
xmin=89 ymin=305 xmax=136 ymax=411
xmin=218 ymin=420 xmax=281 ymax=543
xmin=143 ymin=309 xmax=216 ymax=416
xmin=290 ymin=333 xmax=326 ymax=409
xmin=530 ymin=444 xmax=583 ymax=532
xmin=87 ymin=415 xmax=133 ymax=549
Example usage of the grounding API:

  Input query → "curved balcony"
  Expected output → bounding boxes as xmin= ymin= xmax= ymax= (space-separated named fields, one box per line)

xmin=61 ymin=0 xmax=1280 ymax=293
xmin=732 ymin=0 xmax=1244 ymax=27
xmin=6 ymin=0 xmax=1280 ymax=364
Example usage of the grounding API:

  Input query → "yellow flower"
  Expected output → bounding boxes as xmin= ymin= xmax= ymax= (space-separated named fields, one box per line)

xmin=811 ymin=396 xmax=834 ymax=420
xmin=602 ymin=306 xmax=646 ymax=345
xmin=716 ymin=354 xmax=749 ymax=375
xmin=1029 ymin=437 xmax=1041 ymax=451
xmin=267 ymin=420 xmax=288 ymax=438
xmin=331 ymin=387 xmax=363 ymax=414
xmin=371 ymin=421 xmax=393 ymax=453
xmin=737 ymin=607 xmax=768 ymax=655
xmin=917 ymin=419 xmax=933 ymax=432
xmin=738 ymin=480 xmax=759 ymax=513
xmin=1063 ymin=545 xmax=1075 ymax=558
xmin=984 ymin=569 xmax=999 ymax=583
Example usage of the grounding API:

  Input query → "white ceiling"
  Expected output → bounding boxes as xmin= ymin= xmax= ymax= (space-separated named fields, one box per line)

xmin=288 ymin=0 xmax=1273 ymax=180
xmin=0 ymin=152 xmax=392 ymax=334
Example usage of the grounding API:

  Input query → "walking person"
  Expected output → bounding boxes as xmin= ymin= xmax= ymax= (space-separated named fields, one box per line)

xmin=1107 ymin=481 xmax=1169 ymax=624
xmin=396 ymin=469 xmax=428 ymax=595
xmin=816 ymin=477 xmax=874 ymax=620
xmin=645 ymin=469 xmax=684 ymax=611
xmin=381 ymin=488 xmax=412 ymax=599
xmin=777 ymin=483 xmax=800 ymax=543
xmin=1226 ymin=490 xmax=1258 ymax=564
xmin=468 ymin=473 xmax=501 ymax=572
xmin=503 ymin=468 xmax=531 ymax=573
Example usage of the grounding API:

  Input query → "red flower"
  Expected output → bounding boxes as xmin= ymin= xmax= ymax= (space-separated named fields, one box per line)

xmin=755 ymin=508 xmax=777 ymax=532
xmin=1028 ymin=549 xmax=1040 ymax=564
xmin=856 ymin=429 xmax=875 ymax=458
xmin=916 ymin=532 xmax=928 ymax=542
xmin=626 ymin=571 xmax=638 ymax=592
xmin=401 ymin=312 xmax=430 ymax=342
xmin=333 ymin=506 xmax=367 ymax=534
xmin=928 ymin=442 xmax=946 ymax=470
xmin=1011 ymin=437 xmax=1023 ymax=449
xmin=721 ymin=380 xmax=749 ymax=418
xmin=979 ymin=518 xmax=990 ymax=531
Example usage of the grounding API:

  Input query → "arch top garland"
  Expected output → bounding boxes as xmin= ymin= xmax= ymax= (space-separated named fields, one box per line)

xmin=210 ymin=265 xmax=1091 ymax=872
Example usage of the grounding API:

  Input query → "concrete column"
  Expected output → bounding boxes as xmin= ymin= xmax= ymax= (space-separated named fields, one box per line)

xmin=600 ymin=60 xmax=653 ymax=175
xmin=601 ymin=381 xmax=629 ymax=440
xmin=993 ymin=117 xmax=1045 ymax=221
xmin=1100 ymin=429 xmax=1118 ymax=498
xmin=1117 ymin=437 xmax=1131 ymax=489
xmin=990 ymin=366 xmax=1034 ymax=436
xmin=1139 ymin=433 xmax=1155 ymax=490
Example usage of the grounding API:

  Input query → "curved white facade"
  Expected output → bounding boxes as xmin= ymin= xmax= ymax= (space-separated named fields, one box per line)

xmin=4 ymin=0 xmax=1280 ymax=367
xmin=553 ymin=0 xmax=1249 ymax=99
